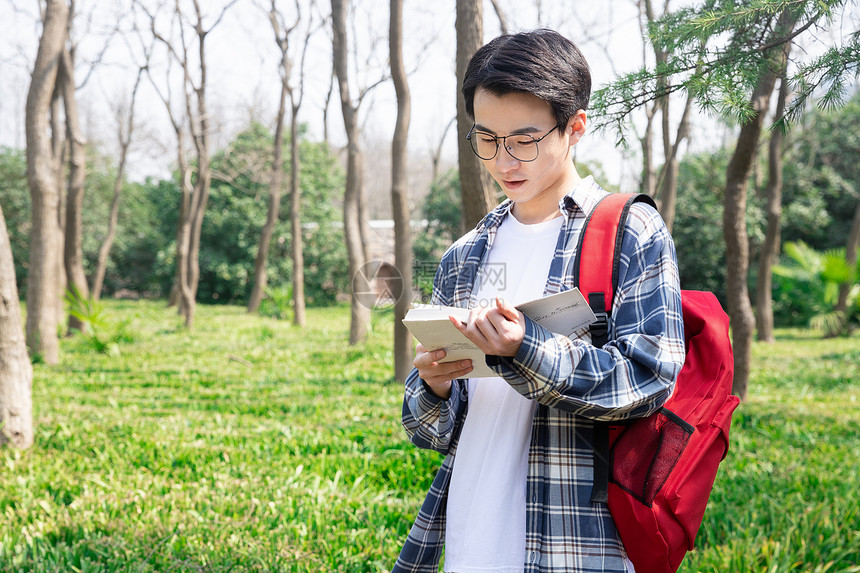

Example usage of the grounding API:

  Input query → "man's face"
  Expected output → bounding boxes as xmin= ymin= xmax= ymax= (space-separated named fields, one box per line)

xmin=472 ymin=88 xmax=583 ymax=223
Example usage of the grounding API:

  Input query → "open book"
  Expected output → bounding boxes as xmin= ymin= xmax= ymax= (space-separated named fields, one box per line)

xmin=402 ymin=288 xmax=597 ymax=378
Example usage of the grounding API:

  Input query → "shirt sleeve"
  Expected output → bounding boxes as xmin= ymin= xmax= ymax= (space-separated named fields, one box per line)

xmin=486 ymin=203 xmax=686 ymax=421
xmin=401 ymin=246 xmax=468 ymax=455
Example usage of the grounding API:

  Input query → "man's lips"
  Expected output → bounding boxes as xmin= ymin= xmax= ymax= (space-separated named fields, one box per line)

xmin=502 ymin=179 xmax=525 ymax=190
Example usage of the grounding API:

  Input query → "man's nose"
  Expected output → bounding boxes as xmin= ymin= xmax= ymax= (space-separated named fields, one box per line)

xmin=495 ymin=145 xmax=520 ymax=171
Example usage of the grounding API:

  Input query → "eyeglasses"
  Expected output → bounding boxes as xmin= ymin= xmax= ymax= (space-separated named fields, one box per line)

xmin=466 ymin=124 xmax=559 ymax=162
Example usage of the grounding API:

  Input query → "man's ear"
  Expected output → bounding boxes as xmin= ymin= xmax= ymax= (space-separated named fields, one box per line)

xmin=566 ymin=110 xmax=587 ymax=146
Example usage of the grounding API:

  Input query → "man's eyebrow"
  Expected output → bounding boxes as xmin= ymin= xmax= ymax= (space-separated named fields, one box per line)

xmin=474 ymin=123 xmax=543 ymax=135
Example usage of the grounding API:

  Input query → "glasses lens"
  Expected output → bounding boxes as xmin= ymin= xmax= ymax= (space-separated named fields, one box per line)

xmin=507 ymin=135 xmax=539 ymax=162
xmin=468 ymin=130 xmax=544 ymax=161
xmin=470 ymin=131 xmax=498 ymax=160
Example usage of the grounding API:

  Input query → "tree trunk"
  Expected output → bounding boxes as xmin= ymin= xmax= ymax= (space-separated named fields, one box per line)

xmin=289 ymin=104 xmax=306 ymax=327
xmin=91 ymin=150 xmax=124 ymax=302
xmin=143 ymin=3 xmax=194 ymax=314
xmin=248 ymin=67 xmax=286 ymax=314
xmin=724 ymin=136 xmax=759 ymax=402
xmin=659 ymin=155 xmax=680 ymax=232
xmin=323 ymin=69 xmax=335 ymax=147
xmin=456 ymin=0 xmax=496 ymax=229
xmin=166 ymin=162 xmax=185 ymax=309
xmin=657 ymin=94 xmax=692 ymax=234
xmin=50 ymin=83 xmax=66 ymax=194
xmin=177 ymin=0 xmax=224 ymax=328
xmin=184 ymin=103 xmax=211 ymax=323
xmin=724 ymin=11 xmax=795 ymax=400
xmin=358 ymin=177 xmax=371 ymax=268
xmin=250 ymin=3 xmax=295 ymax=315
xmin=344 ymin=142 xmax=371 ymax=344
xmin=92 ymin=68 xmax=142 ymax=302
xmin=25 ymin=0 xmax=69 ymax=365
xmin=390 ymin=0 xmax=414 ymax=383
xmin=184 ymin=165 xmax=210 ymax=327
xmin=638 ymin=0 xmax=661 ymax=198
xmin=640 ymin=106 xmax=657 ymax=197
xmin=50 ymin=66 xmax=67 ymax=327
xmin=642 ymin=0 xmax=693 ymax=233
xmin=174 ymin=146 xmax=195 ymax=319
xmin=0 ymin=205 xmax=34 ymax=450
xmin=756 ymin=74 xmax=790 ymax=343
xmin=344 ymin=141 xmax=371 ymax=344
xmin=60 ymin=44 xmax=90 ymax=333
xmin=332 ymin=0 xmax=371 ymax=344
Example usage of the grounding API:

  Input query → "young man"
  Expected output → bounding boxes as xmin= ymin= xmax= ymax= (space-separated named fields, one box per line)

xmin=393 ymin=29 xmax=685 ymax=573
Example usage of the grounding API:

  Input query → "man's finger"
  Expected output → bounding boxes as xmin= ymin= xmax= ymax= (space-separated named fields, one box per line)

xmin=423 ymin=359 xmax=473 ymax=383
xmin=496 ymin=297 xmax=520 ymax=322
xmin=472 ymin=311 xmax=502 ymax=343
xmin=413 ymin=348 xmax=446 ymax=369
xmin=485 ymin=309 xmax=515 ymax=335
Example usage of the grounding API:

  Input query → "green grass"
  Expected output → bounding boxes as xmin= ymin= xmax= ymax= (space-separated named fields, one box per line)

xmin=1 ymin=302 xmax=858 ymax=572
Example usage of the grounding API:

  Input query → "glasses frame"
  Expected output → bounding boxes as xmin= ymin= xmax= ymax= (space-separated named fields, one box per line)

xmin=466 ymin=124 xmax=560 ymax=162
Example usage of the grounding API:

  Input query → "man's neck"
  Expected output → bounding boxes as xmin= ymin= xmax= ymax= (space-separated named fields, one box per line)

xmin=511 ymin=169 xmax=582 ymax=224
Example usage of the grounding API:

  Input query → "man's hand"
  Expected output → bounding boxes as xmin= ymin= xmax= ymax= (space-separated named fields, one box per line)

xmin=413 ymin=343 xmax=473 ymax=400
xmin=450 ymin=297 xmax=525 ymax=358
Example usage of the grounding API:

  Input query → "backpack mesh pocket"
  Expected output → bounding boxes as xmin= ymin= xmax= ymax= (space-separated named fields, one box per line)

xmin=610 ymin=407 xmax=695 ymax=507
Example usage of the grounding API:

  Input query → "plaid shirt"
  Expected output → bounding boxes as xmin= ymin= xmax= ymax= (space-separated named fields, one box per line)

xmin=393 ymin=178 xmax=686 ymax=573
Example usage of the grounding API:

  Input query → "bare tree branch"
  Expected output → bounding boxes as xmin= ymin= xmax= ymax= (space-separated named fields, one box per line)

xmin=488 ymin=0 xmax=508 ymax=34
xmin=431 ymin=115 xmax=456 ymax=182
xmin=296 ymin=1 xmax=325 ymax=110
xmin=69 ymin=0 xmax=122 ymax=90
xmin=204 ymin=0 xmax=241 ymax=37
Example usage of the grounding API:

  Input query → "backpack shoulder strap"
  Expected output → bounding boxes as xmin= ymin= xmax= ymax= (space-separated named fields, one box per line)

xmin=573 ymin=192 xmax=657 ymax=348
xmin=574 ymin=192 xmax=658 ymax=504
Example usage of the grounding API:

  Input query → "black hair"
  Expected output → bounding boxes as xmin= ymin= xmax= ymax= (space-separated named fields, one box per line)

xmin=462 ymin=28 xmax=592 ymax=129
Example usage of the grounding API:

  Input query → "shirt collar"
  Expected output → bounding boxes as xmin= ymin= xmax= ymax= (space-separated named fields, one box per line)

xmin=562 ymin=175 xmax=599 ymax=220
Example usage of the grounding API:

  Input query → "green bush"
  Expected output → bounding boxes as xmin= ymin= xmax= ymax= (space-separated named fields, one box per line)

xmin=196 ymin=122 xmax=346 ymax=306
xmin=0 ymin=147 xmax=32 ymax=291
xmin=412 ymin=169 xmax=463 ymax=302
xmin=259 ymin=284 xmax=294 ymax=320
xmin=773 ymin=241 xmax=860 ymax=336
xmin=64 ymin=286 xmax=134 ymax=355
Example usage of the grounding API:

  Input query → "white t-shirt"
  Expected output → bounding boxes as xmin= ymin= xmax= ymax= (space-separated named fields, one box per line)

xmin=444 ymin=212 xmax=563 ymax=573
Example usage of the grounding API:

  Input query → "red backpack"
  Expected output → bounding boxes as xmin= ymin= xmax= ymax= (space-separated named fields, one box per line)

xmin=575 ymin=192 xmax=740 ymax=573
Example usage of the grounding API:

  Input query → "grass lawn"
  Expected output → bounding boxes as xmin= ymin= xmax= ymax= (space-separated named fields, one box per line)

xmin=1 ymin=300 xmax=858 ymax=572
